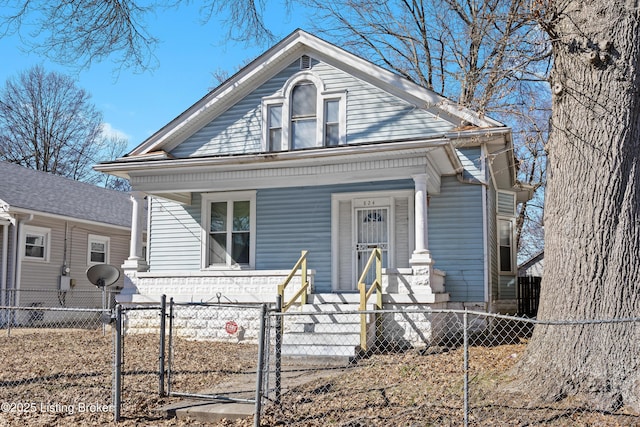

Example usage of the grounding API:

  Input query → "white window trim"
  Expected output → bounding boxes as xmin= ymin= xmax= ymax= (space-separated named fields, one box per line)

xmin=88 ymin=234 xmax=110 ymax=265
xmin=200 ymin=190 xmax=257 ymax=270
xmin=262 ymin=70 xmax=347 ymax=151
xmin=23 ymin=225 xmax=51 ymax=263
xmin=497 ymin=216 xmax=517 ymax=275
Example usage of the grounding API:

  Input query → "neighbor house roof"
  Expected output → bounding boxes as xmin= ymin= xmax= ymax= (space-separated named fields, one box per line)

xmin=0 ymin=161 xmax=132 ymax=228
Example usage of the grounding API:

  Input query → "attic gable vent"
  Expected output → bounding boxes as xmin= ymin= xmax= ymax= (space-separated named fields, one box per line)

xmin=300 ymin=55 xmax=311 ymax=70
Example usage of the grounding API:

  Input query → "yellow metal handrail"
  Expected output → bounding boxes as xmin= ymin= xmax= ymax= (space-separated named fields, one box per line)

xmin=358 ymin=248 xmax=383 ymax=352
xmin=277 ymin=250 xmax=309 ymax=312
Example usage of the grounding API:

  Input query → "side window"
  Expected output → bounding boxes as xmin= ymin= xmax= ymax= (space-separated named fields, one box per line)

xmin=324 ymin=99 xmax=340 ymax=146
xmin=88 ymin=234 xmax=110 ymax=265
xmin=23 ymin=226 xmax=51 ymax=262
xmin=267 ymin=104 xmax=283 ymax=151
xmin=498 ymin=218 xmax=514 ymax=273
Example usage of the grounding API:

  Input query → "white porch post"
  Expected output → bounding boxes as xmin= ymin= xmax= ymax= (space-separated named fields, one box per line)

xmin=119 ymin=191 xmax=147 ymax=302
xmin=410 ymin=174 xmax=432 ymax=263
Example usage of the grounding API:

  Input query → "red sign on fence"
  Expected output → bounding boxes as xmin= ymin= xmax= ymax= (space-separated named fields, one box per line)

xmin=225 ymin=321 xmax=238 ymax=334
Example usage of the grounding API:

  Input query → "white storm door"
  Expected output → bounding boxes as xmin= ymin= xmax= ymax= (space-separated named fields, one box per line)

xmin=354 ymin=205 xmax=389 ymax=286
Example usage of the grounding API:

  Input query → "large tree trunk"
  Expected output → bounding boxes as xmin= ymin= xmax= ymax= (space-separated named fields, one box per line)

xmin=518 ymin=1 xmax=640 ymax=411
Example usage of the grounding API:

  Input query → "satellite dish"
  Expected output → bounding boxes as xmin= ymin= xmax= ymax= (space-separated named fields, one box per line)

xmin=86 ymin=264 xmax=121 ymax=288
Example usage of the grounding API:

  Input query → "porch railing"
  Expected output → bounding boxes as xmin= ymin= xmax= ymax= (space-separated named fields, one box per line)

xmin=277 ymin=250 xmax=309 ymax=312
xmin=357 ymin=248 xmax=383 ymax=352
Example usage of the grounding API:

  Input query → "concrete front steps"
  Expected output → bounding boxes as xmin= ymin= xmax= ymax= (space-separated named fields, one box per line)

xmin=281 ymin=293 xmax=372 ymax=358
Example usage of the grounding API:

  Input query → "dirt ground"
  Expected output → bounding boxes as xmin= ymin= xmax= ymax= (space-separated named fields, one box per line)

xmin=0 ymin=328 xmax=637 ymax=426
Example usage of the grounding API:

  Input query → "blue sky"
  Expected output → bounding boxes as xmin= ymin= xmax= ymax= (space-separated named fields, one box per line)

xmin=0 ymin=4 xmax=313 ymax=153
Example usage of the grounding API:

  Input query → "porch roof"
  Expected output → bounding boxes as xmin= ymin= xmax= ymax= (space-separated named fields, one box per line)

xmin=96 ymin=137 xmax=466 ymax=203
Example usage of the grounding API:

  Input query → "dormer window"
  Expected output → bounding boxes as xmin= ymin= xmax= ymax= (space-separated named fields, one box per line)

xmin=291 ymin=82 xmax=317 ymax=149
xmin=262 ymin=66 xmax=346 ymax=152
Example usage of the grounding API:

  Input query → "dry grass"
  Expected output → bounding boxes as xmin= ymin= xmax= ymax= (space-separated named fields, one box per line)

xmin=0 ymin=329 xmax=637 ymax=426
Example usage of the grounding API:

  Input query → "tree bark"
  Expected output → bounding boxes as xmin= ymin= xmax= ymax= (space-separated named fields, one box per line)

xmin=518 ymin=1 xmax=640 ymax=411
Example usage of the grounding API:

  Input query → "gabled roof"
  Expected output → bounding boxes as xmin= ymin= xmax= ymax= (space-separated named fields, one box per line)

xmin=0 ymin=162 xmax=132 ymax=228
xmin=126 ymin=29 xmax=505 ymax=158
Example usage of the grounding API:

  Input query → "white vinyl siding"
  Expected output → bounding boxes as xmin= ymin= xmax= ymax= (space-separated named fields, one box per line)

xmin=15 ymin=218 xmax=129 ymax=308
xmin=428 ymin=177 xmax=485 ymax=302
xmin=148 ymin=196 xmax=202 ymax=272
xmin=87 ymin=234 xmax=110 ymax=265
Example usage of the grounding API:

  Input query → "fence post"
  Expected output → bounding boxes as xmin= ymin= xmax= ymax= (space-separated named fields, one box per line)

xmin=159 ymin=294 xmax=166 ymax=397
xmin=114 ymin=304 xmax=123 ymax=422
xmin=167 ymin=297 xmax=174 ymax=396
xmin=275 ymin=294 xmax=282 ymax=406
xmin=254 ymin=304 xmax=268 ymax=427
xmin=463 ymin=309 xmax=469 ymax=427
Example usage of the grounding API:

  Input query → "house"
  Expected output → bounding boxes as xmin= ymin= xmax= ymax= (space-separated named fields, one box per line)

xmin=518 ymin=250 xmax=544 ymax=277
xmin=96 ymin=30 xmax=531 ymax=330
xmin=0 ymin=161 xmax=135 ymax=323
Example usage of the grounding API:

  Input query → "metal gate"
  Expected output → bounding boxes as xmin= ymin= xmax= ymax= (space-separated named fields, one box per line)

xmin=165 ymin=300 xmax=270 ymax=407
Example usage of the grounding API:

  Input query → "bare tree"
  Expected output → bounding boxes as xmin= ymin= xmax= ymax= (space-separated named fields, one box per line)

xmin=96 ymin=134 xmax=132 ymax=191
xmin=0 ymin=65 xmax=123 ymax=186
xmin=0 ymin=0 xmax=277 ymax=72
xmin=299 ymin=0 xmax=550 ymax=256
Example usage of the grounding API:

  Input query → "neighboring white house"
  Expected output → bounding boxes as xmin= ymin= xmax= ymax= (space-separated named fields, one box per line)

xmin=0 ymin=161 xmax=135 ymax=321
xmin=96 ymin=30 xmax=532 ymax=349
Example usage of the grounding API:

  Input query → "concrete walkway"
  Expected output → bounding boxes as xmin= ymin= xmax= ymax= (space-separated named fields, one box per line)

xmin=156 ymin=356 xmax=354 ymax=423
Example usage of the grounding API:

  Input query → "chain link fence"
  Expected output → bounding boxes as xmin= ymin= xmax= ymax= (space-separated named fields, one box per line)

xmin=0 ymin=295 xmax=114 ymax=425
xmin=0 ymin=295 xmax=638 ymax=426
xmin=263 ymin=308 xmax=640 ymax=426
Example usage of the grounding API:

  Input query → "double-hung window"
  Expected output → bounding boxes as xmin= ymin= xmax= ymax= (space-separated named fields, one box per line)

xmin=496 ymin=191 xmax=517 ymax=274
xmin=291 ymin=82 xmax=317 ymax=149
xmin=202 ymin=191 xmax=256 ymax=269
xmin=24 ymin=226 xmax=51 ymax=262
xmin=88 ymin=234 xmax=110 ymax=265
xmin=498 ymin=219 xmax=515 ymax=273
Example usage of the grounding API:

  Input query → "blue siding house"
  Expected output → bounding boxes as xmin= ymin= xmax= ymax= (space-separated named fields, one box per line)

xmin=97 ymin=30 xmax=530 ymax=314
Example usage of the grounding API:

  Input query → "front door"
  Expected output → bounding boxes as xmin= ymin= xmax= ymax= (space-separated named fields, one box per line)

xmin=355 ymin=205 xmax=389 ymax=286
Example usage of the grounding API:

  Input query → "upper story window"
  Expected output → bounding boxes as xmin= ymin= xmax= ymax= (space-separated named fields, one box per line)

xmin=201 ymin=191 xmax=256 ymax=269
xmin=262 ymin=66 xmax=346 ymax=152
xmin=23 ymin=225 xmax=51 ymax=262
xmin=267 ymin=105 xmax=283 ymax=151
xmin=291 ymin=82 xmax=317 ymax=149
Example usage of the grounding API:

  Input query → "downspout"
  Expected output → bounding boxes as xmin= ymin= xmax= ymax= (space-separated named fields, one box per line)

xmin=13 ymin=214 xmax=34 ymax=306
xmin=480 ymin=145 xmax=490 ymax=312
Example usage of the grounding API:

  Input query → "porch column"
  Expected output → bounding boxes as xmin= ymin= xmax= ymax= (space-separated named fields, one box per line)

xmin=410 ymin=174 xmax=432 ymax=263
xmin=119 ymin=191 xmax=147 ymax=302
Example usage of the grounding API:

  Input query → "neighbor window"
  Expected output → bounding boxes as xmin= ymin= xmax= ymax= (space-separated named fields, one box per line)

xmin=23 ymin=226 xmax=51 ymax=262
xmin=88 ymin=234 xmax=110 ymax=265
xmin=202 ymin=191 xmax=256 ymax=268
